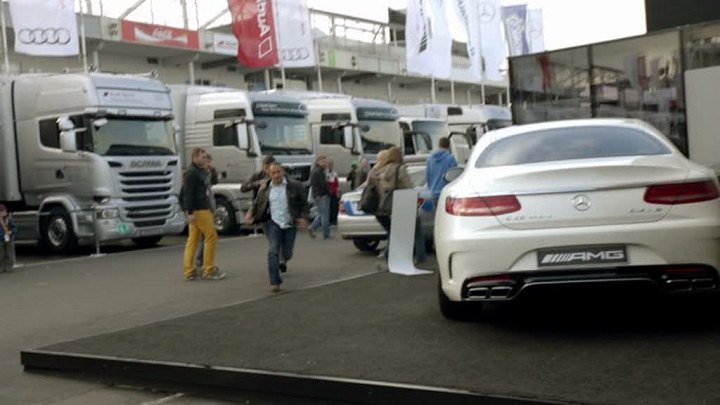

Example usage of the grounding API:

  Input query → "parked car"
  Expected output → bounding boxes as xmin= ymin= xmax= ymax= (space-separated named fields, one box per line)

xmin=435 ymin=118 xmax=720 ymax=320
xmin=338 ymin=165 xmax=434 ymax=252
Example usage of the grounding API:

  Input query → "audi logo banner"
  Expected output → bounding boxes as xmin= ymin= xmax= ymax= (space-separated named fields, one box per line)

xmin=274 ymin=0 xmax=316 ymax=68
xmin=9 ymin=0 xmax=79 ymax=56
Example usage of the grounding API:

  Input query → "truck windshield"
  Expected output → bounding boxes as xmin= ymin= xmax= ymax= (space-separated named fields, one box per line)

xmin=255 ymin=116 xmax=312 ymax=155
xmin=412 ymin=120 xmax=449 ymax=148
xmin=358 ymin=120 xmax=401 ymax=154
xmin=89 ymin=118 xmax=176 ymax=156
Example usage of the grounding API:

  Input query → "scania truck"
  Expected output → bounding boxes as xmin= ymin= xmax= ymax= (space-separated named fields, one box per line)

xmin=0 ymin=72 xmax=186 ymax=254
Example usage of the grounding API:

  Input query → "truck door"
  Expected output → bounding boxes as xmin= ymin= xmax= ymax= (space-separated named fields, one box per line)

xmin=210 ymin=121 xmax=258 ymax=183
xmin=19 ymin=115 xmax=93 ymax=205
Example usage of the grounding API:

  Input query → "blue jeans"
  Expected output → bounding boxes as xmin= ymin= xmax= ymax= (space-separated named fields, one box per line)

xmin=310 ymin=194 xmax=331 ymax=239
xmin=266 ymin=221 xmax=297 ymax=286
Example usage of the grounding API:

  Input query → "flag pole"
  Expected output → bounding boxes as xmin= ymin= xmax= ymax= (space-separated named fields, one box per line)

xmin=476 ymin=1 xmax=486 ymax=104
xmin=78 ymin=0 xmax=88 ymax=72
xmin=0 ymin=0 xmax=10 ymax=74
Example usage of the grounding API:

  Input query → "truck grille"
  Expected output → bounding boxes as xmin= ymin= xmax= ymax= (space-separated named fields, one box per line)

xmin=285 ymin=165 xmax=311 ymax=182
xmin=119 ymin=169 xmax=175 ymax=227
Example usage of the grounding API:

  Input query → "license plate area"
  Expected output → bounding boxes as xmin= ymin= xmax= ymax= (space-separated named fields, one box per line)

xmin=537 ymin=245 xmax=627 ymax=267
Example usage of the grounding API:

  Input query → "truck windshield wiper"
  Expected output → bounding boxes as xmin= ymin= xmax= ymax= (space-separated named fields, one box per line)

xmin=105 ymin=144 xmax=175 ymax=156
xmin=258 ymin=144 xmax=312 ymax=155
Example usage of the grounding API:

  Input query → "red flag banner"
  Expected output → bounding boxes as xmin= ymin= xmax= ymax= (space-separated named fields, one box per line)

xmin=227 ymin=0 xmax=279 ymax=68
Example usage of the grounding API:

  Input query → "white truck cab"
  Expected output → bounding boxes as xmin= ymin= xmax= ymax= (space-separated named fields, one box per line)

xmin=169 ymin=84 xmax=263 ymax=234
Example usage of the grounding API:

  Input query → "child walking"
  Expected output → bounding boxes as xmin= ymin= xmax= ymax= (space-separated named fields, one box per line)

xmin=0 ymin=204 xmax=17 ymax=272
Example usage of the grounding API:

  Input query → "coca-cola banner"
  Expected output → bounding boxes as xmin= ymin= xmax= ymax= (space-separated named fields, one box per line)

xmin=227 ymin=0 xmax=279 ymax=68
xmin=121 ymin=20 xmax=199 ymax=50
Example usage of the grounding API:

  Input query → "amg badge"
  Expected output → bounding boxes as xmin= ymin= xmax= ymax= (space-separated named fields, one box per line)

xmin=537 ymin=245 xmax=627 ymax=267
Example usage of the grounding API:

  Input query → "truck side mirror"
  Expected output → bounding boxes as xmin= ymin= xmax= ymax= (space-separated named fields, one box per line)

xmin=237 ymin=124 xmax=250 ymax=150
xmin=60 ymin=130 xmax=78 ymax=152
xmin=56 ymin=116 xmax=77 ymax=152
xmin=255 ymin=120 xmax=268 ymax=130
xmin=343 ymin=126 xmax=354 ymax=149
xmin=92 ymin=118 xmax=108 ymax=130
xmin=359 ymin=124 xmax=370 ymax=132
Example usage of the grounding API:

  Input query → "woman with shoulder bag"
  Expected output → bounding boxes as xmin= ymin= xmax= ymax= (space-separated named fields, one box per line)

xmin=372 ymin=147 xmax=427 ymax=269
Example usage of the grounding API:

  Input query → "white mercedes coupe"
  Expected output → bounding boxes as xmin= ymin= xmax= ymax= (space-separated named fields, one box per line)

xmin=435 ymin=119 xmax=720 ymax=320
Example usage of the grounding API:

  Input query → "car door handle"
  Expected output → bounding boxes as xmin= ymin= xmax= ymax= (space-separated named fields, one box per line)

xmin=55 ymin=169 xmax=65 ymax=179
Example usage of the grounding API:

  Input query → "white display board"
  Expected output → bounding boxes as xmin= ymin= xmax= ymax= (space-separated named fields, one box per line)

xmin=388 ymin=189 xmax=433 ymax=276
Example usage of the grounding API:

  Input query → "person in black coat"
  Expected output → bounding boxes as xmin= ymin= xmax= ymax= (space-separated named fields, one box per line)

xmin=246 ymin=163 xmax=309 ymax=292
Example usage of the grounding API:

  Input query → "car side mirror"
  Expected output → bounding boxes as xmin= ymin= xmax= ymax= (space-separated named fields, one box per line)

xmin=444 ymin=166 xmax=463 ymax=183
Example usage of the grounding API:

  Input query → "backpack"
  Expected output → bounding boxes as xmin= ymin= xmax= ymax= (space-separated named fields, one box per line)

xmin=359 ymin=181 xmax=381 ymax=213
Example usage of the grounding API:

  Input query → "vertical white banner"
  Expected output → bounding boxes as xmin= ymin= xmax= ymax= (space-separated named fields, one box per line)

xmin=428 ymin=0 xmax=452 ymax=79
xmin=274 ymin=0 xmax=316 ymax=68
xmin=405 ymin=0 xmax=435 ymax=77
xmin=478 ymin=0 xmax=505 ymax=82
xmin=526 ymin=9 xmax=545 ymax=54
xmin=9 ymin=0 xmax=79 ymax=56
xmin=405 ymin=0 xmax=452 ymax=78
xmin=451 ymin=0 xmax=481 ymax=81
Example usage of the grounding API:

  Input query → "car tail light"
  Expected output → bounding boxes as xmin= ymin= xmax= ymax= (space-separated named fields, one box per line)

xmin=644 ymin=180 xmax=720 ymax=205
xmin=417 ymin=197 xmax=425 ymax=209
xmin=445 ymin=195 xmax=521 ymax=216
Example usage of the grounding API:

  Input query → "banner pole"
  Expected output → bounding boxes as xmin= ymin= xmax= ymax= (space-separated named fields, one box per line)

xmin=430 ymin=76 xmax=436 ymax=103
xmin=78 ymin=0 xmax=88 ymax=72
xmin=315 ymin=40 xmax=323 ymax=91
xmin=0 ymin=0 xmax=9 ymax=74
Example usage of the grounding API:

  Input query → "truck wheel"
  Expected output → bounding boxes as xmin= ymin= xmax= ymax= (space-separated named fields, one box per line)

xmin=438 ymin=279 xmax=482 ymax=321
xmin=352 ymin=238 xmax=380 ymax=252
xmin=131 ymin=236 xmax=162 ymax=248
xmin=214 ymin=198 xmax=237 ymax=235
xmin=41 ymin=207 xmax=78 ymax=254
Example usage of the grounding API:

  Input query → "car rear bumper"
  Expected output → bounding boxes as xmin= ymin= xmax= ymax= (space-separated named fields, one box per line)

xmin=337 ymin=213 xmax=385 ymax=239
xmin=460 ymin=265 xmax=719 ymax=302
xmin=436 ymin=218 xmax=720 ymax=301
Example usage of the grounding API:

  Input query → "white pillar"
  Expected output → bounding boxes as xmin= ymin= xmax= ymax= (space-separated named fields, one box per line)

xmin=387 ymin=80 xmax=393 ymax=102
xmin=337 ymin=76 xmax=343 ymax=94
xmin=450 ymin=79 xmax=455 ymax=104
xmin=466 ymin=88 xmax=472 ymax=105
xmin=264 ymin=69 xmax=271 ymax=90
xmin=430 ymin=77 xmax=436 ymax=103
xmin=315 ymin=42 xmax=323 ymax=91
xmin=188 ymin=61 xmax=195 ymax=84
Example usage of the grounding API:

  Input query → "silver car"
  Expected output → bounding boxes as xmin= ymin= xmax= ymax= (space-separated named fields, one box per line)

xmin=338 ymin=165 xmax=435 ymax=252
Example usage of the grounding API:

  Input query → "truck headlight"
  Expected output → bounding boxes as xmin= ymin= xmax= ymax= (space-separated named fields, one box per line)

xmin=97 ymin=208 xmax=120 ymax=219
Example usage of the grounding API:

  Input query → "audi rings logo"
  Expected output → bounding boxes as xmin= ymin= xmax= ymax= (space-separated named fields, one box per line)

xmin=18 ymin=28 xmax=72 ymax=45
xmin=281 ymin=47 xmax=310 ymax=61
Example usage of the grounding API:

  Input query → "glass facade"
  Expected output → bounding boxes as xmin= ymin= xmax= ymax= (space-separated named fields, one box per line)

xmin=509 ymin=25 xmax=712 ymax=156
xmin=511 ymin=47 xmax=591 ymax=124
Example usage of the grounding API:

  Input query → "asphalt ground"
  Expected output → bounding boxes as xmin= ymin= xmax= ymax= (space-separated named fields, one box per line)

xmin=1 ymin=230 xmax=383 ymax=404
xmin=27 ymin=261 xmax=720 ymax=405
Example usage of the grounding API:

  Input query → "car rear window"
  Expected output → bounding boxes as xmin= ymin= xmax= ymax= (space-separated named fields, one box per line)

xmin=475 ymin=126 xmax=672 ymax=167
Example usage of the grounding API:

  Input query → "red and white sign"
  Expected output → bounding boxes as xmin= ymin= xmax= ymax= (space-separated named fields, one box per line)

xmin=121 ymin=20 xmax=199 ymax=50
xmin=227 ymin=0 xmax=279 ymax=68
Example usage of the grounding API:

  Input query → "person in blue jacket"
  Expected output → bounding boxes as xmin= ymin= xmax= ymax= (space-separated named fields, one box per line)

xmin=425 ymin=137 xmax=457 ymax=210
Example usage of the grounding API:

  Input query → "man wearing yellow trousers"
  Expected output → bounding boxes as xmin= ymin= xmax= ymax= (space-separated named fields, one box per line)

xmin=182 ymin=148 xmax=225 ymax=281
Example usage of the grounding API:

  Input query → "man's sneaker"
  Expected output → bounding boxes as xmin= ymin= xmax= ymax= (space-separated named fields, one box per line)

xmin=271 ymin=284 xmax=281 ymax=292
xmin=279 ymin=262 xmax=287 ymax=273
xmin=308 ymin=228 xmax=317 ymax=239
xmin=202 ymin=268 xmax=226 ymax=280
xmin=184 ymin=274 xmax=198 ymax=281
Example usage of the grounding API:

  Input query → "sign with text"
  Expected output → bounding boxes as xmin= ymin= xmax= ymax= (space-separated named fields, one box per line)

xmin=121 ymin=20 xmax=199 ymax=50
xmin=212 ymin=32 xmax=238 ymax=56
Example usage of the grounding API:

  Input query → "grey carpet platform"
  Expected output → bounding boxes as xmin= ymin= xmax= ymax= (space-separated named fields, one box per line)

xmin=21 ymin=272 xmax=720 ymax=405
